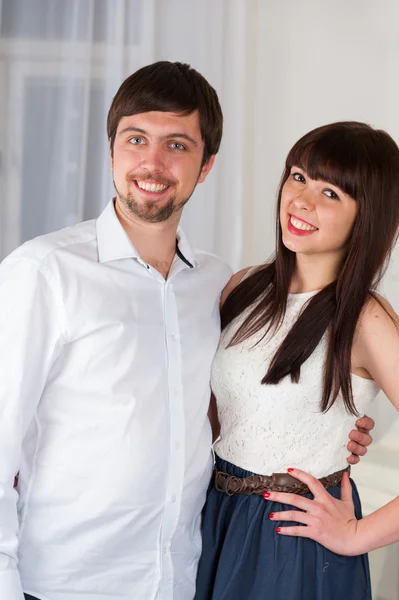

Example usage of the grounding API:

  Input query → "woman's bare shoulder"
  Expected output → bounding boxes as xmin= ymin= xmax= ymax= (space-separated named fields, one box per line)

xmin=356 ymin=292 xmax=399 ymax=346
xmin=220 ymin=266 xmax=255 ymax=308
xmin=353 ymin=293 xmax=399 ymax=407
xmin=360 ymin=293 xmax=399 ymax=327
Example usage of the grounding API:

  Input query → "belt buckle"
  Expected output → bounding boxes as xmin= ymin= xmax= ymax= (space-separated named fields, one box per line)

xmin=215 ymin=471 xmax=237 ymax=496
xmin=224 ymin=475 xmax=240 ymax=496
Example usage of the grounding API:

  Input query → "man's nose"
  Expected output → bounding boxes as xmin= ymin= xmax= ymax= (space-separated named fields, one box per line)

xmin=140 ymin=146 xmax=166 ymax=173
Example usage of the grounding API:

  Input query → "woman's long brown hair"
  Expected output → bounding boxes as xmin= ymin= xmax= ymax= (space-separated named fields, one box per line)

xmin=222 ymin=122 xmax=399 ymax=414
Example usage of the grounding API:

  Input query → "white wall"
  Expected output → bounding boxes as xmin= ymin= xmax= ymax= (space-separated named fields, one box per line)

xmin=244 ymin=2 xmax=399 ymax=598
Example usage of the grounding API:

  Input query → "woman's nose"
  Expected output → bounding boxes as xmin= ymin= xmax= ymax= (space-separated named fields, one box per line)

xmin=292 ymin=189 xmax=315 ymax=211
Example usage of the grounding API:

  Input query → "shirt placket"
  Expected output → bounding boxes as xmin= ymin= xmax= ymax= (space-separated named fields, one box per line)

xmin=159 ymin=278 xmax=185 ymax=598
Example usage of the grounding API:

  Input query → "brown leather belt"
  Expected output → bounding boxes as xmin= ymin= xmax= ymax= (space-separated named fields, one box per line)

xmin=214 ymin=465 xmax=350 ymax=496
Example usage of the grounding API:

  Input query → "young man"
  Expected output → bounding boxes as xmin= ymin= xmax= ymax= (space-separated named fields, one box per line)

xmin=0 ymin=61 xmax=373 ymax=600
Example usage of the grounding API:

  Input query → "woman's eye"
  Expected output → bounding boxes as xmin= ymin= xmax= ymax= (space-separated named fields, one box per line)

xmin=170 ymin=142 xmax=186 ymax=151
xmin=292 ymin=172 xmax=305 ymax=183
xmin=324 ymin=189 xmax=340 ymax=200
xmin=129 ymin=137 xmax=144 ymax=145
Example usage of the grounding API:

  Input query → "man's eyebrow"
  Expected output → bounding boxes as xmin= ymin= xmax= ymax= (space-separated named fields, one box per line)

xmin=162 ymin=133 xmax=198 ymax=146
xmin=118 ymin=126 xmax=147 ymax=136
xmin=118 ymin=126 xmax=198 ymax=146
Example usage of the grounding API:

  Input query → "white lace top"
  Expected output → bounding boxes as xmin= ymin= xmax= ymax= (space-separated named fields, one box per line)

xmin=212 ymin=288 xmax=380 ymax=478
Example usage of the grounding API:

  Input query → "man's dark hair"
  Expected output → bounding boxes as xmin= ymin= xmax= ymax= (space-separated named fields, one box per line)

xmin=107 ymin=61 xmax=223 ymax=165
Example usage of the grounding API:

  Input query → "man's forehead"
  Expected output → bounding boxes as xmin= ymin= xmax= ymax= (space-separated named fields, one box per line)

xmin=116 ymin=110 xmax=202 ymax=136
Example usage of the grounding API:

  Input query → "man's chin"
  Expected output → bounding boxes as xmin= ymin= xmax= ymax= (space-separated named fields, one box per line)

xmin=128 ymin=201 xmax=176 ymax=223
xmin=126 ymin=196 xmax=189 ymax=223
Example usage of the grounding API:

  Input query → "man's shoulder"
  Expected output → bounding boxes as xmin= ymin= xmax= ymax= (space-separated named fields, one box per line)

xmin=3 ymin=218 xmax=97 ymax=268
xmin=194 ymin=249 xmax=233 ymax=284
xmin=194 ymin=249 xmax=232 ymax=273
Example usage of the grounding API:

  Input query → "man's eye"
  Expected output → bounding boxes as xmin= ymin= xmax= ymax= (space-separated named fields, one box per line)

xmin=129 ymin=137 xmax=144 ymax=145
xmin=170 ymin=142 xmax=186 ymax=150
xmin=325 ymin=189 xmax=340 ymax=200
xmin=293 ymin=172 xmax=305 ymax=183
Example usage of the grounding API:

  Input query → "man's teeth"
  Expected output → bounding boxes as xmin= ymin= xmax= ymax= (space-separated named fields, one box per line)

xmin=290 ymin=215 xmax=317 ymax=231
xmin=137 ymin=181 xmax=168 ymax=192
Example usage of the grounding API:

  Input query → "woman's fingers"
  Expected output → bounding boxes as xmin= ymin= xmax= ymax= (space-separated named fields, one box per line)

xmin=275 ymin=525 xmax=312 ymax=538
xmin=264 ymin=470 xmax=360 ymax=554
xmin=340 ymin=471 xmax=353 ymax=503
xmin=269 ymin=509 xmax=314 ymax=526
xmin=284 ymin=468 xmax=328 ymax=498
xmin=264 ymin=490 xmax=314 ymax=510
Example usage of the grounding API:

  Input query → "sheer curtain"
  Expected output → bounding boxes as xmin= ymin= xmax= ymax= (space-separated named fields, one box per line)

xmin=0 ymin=0 xmax=247 ymax=268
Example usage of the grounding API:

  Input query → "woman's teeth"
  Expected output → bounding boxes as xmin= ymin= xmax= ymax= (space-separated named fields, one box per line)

xmin=290 ymin=215 xmax=317 ymax=231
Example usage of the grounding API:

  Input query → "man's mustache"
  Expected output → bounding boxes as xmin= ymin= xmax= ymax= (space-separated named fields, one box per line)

xmin=127 ymin=173 xmax=177 ymax=187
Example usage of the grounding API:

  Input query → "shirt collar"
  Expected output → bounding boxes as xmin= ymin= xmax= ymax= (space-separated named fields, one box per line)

xmin=96 ymin=200 xmax=199 ymax=268
xmin=96 ymin=200 xmax=140 ymax=263
xmin=175 ymin=227 xmax=199 ymax=269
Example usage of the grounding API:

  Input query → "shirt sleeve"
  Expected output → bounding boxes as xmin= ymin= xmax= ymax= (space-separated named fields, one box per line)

xmin=0 ymin=258 xmax=65 ymax=598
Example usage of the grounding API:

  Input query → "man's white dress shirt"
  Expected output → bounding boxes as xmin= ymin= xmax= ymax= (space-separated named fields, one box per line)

xmin=0 ymin=200 xmax=231 ymax=600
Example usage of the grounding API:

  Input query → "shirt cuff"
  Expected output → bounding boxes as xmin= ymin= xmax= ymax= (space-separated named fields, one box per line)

xmin=0 ymin=568 xmax=25 ymax=600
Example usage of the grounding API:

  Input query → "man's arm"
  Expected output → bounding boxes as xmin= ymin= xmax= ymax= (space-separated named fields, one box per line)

xmin=0 ymin=258 xmax=65 ymax=599
xmin=207 ymin=393 xmax=220 ymax=443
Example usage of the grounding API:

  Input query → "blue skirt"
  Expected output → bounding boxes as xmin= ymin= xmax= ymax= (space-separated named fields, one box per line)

xmin=195 ymin=456 xmax=372 ymax=600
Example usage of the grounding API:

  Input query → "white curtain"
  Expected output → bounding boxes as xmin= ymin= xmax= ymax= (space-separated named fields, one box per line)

xmin=0 ymin=0 xmax=247 ymax=268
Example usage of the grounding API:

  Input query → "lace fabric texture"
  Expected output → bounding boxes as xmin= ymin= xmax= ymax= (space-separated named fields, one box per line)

xmin=213 ymin=291 xmax=379 ymax=478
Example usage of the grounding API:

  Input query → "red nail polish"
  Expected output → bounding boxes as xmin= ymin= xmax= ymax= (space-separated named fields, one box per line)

xmin=264 ymin=492 xmax=270 ymax=498
xmin=269 ymin=513 xmax=275 ymax=519
xmin=287 ymin=468 xmax=294 ymax=473
xmin=276 ymin=527 xmax=281 ymax=533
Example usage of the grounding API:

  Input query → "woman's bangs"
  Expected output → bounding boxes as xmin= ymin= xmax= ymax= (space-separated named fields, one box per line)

xmin=287 ymin=137 xmax=364 ymax=200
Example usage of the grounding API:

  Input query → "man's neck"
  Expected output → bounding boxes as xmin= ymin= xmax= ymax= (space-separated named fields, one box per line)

xmin=114 ymin=199 xmax=179 ymax=279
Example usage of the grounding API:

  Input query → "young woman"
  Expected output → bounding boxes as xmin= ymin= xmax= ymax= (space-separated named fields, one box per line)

xmin=195 ymin=121 xmax=399 ymax=600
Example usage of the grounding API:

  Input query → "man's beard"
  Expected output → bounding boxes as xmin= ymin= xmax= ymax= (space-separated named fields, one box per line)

xmin=113 ymin=177 xmax=196 ymax=224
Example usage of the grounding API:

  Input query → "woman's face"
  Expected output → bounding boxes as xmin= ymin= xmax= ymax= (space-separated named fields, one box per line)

xmin=280 ymin=166 xmax=358 ymax=259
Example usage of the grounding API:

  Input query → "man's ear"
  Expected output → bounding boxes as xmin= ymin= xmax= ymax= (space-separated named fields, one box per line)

xmin=198 ymin=155 xmax=216 ymax=183
xmin=109 ymin=139 xmax=113 ymax=170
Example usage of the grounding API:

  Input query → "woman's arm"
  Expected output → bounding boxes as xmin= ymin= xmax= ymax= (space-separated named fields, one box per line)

xmin=264 ymin=295 xmax=399 ymax=555
xmin=352 ymin=295 xmax=399 ymax=409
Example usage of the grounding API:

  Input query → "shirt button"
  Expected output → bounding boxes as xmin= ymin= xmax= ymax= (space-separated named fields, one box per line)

xmin=163 ymin=545 xmax=170 ymax=554
xmin=171 ymin=494 xmax=177 ymax=503
xmin=170 ymin=334 xmax=176 ymax=342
